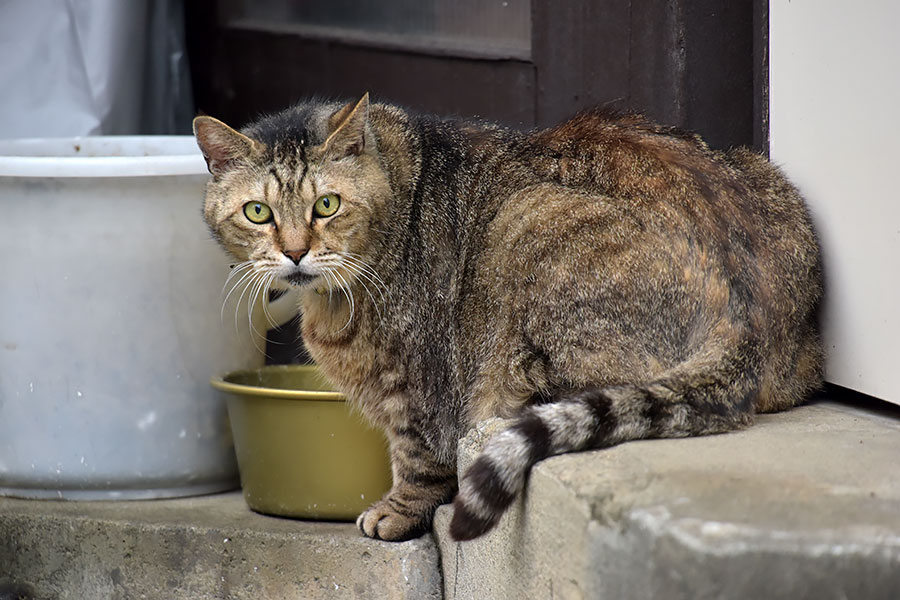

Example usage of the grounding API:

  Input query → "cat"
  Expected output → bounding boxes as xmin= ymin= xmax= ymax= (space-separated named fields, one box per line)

xmin=193 ymin=93 xmax=823 ymax=542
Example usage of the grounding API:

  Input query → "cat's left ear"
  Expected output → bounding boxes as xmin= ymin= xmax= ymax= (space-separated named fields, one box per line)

xmin=323 ymin=93 xmax=370 ymax=159
xmin=193 ymin=116 xmax=262 ymax=177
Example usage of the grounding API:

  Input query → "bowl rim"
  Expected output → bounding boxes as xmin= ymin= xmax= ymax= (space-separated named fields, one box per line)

xmin=210 ymin=364 xmax=346 ymax=402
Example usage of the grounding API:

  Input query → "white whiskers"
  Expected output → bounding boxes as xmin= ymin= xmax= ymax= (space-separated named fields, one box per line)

xmin=221 ymin=252 xmax=388 ymax=347
xmin=221 ymin=261 xmax=254 ymax=322
xmin=317 ymin=251 xmax=389 ymax=332
xmin=339 ymin=251 xmax=389 ymax=312
xmin=220 ymin=261 xmax=283 ymax=358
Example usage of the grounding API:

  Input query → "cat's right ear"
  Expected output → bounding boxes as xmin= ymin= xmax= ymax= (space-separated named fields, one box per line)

xmin=192 ymin=116 xmax=261 ymax=177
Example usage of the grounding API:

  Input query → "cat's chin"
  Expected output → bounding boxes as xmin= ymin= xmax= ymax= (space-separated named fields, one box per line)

xmin=284 ymin=272 xmax=317 ymax=287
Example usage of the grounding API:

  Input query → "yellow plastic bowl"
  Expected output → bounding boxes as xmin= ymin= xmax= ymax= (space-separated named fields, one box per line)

xmin=211 ymin=365 xmax=392 ymax=520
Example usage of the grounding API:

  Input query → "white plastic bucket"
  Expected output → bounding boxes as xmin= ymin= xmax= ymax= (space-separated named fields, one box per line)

xmin=0 ymin=136 xmax=276 ymax=499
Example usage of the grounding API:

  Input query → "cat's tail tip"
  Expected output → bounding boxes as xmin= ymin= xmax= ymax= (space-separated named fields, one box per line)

xmin=449 ymin=493 xmax=499 ymax=541
xmin=449 ymin=426 xmax=537 ymax=541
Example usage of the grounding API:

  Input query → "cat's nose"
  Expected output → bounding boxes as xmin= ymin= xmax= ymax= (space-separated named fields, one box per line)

xmin=283 ymin=250 xmax=307 ymax=265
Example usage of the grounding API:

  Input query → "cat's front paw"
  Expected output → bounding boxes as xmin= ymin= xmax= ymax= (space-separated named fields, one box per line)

xmin=356 ymin=498 xmax=429 ymax=541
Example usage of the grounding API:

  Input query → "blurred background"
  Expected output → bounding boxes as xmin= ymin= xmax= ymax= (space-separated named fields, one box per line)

xmin=0 ymin=0 xmax=193 ymax=138
xmin=184 ymin=0 xmax=763 ymax=151
xmin=0 ymin=0 xmax=764 ymax=150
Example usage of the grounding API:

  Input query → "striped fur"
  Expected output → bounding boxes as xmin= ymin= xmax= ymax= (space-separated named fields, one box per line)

xmin=451 ymin=357 xmax=755 ymax=540
xmin=194 ymin=95 xmax=823 ymax=542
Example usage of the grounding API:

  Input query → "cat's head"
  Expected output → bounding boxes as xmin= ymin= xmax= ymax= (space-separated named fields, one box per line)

xmin=193 ymin=94 xmax=391 ymax=290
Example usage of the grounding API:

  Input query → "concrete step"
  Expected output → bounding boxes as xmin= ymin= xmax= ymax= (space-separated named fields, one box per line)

xmin=4 ymin=397 xmax=899 ymax=600
xmin=433 ymin=399 xmax=900 ymax=599
xmin=0 ymin=492 xmax=442 ymax=600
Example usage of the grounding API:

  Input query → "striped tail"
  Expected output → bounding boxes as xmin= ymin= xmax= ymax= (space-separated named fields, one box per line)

xmin=449 ymin=360 xmax=758 ymax=541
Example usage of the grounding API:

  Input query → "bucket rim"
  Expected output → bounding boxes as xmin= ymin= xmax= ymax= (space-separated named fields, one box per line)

xmin=0 ymin=135 xmax=209 ymax=178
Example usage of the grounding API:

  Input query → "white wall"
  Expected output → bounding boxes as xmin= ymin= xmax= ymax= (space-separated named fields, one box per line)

xmin=769 ymin=1 xmax=900 ymax=404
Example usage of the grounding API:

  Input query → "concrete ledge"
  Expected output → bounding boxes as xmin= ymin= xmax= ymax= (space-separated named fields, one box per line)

xmin=0 ymin=492 xmax=442 ymax=600
xmin=434 ymin=400 xmax=900 ymax=600
xmin=4 ymin=399 xmax=899 ymax=600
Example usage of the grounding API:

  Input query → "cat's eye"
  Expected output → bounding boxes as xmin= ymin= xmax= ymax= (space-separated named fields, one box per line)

xmin=243 ymin=201 xmax=273 ymax=224
xmin=313 ymin=194 xmax=341 ymax=219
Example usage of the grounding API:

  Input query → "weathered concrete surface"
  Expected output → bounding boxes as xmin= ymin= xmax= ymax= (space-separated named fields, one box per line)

xmin=434 ymin=399 xmax=900 ymax=600
xmin=4 ymin=399 xmax=899 ymax=600
xmin=0 ymin=492 xmax=442 ymax=600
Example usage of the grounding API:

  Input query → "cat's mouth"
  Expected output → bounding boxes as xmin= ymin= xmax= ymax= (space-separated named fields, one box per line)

xmin=284 ymin=271 xmax=317 ymax=287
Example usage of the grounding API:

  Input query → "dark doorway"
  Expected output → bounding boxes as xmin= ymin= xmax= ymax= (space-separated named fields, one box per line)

xmin=186 ymin=1 xmax=763 ymax=150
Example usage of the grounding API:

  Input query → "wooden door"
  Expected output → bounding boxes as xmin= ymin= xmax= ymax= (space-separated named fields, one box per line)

xmin=186 ymin=0 xmax=759 ymax=146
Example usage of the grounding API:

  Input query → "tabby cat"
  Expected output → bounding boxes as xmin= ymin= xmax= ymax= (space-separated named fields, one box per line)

xmin=193 ymin=94 xmax=822 ymax=542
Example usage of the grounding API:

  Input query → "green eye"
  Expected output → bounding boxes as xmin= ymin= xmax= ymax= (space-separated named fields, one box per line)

xmin=243 ymin=202 xmax=273 ymax=224
xmin=313 ymin=194 xmax=341 ymax=218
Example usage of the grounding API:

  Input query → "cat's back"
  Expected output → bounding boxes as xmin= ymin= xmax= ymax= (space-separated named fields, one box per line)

xmin=528 ymin=108 xmax=743 ymax=202
xmin=459 ymin=107 xmax=822 ymax=415
xmin=524 ymin=108 xmax=819 ymax=271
